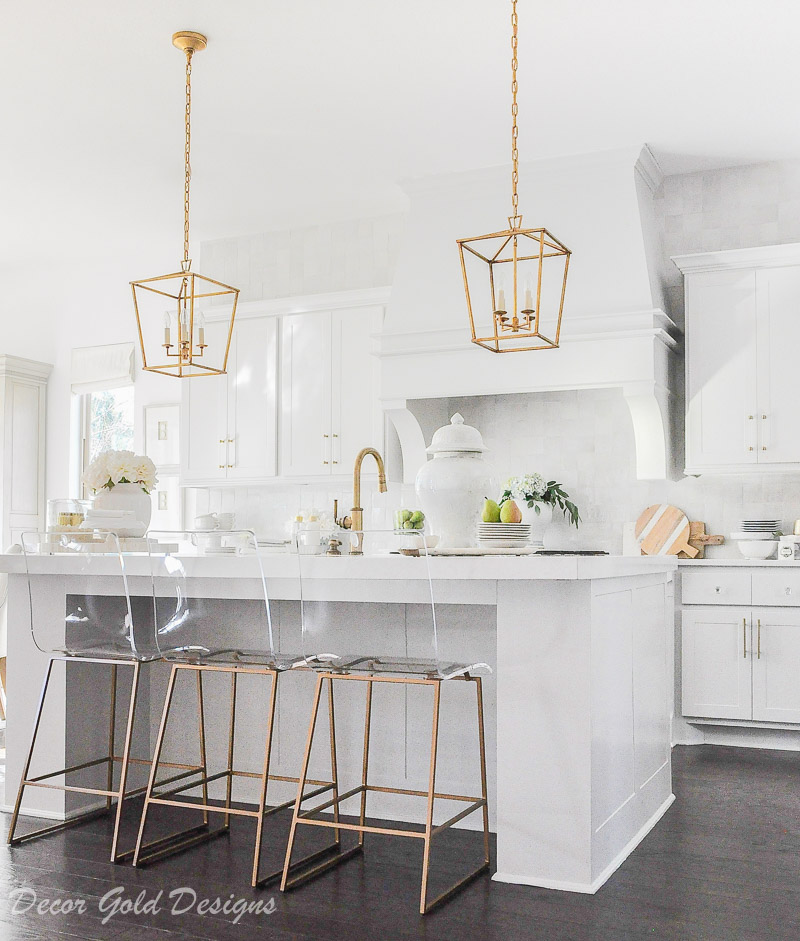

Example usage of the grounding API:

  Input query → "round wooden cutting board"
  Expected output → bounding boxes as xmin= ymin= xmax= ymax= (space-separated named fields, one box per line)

xmin=635 ymin=504 xmax=699 ymax=558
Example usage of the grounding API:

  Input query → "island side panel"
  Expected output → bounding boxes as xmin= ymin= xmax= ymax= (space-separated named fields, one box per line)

xmin=494 ymin=578 xmax=594 ymax=890
xmin=590 ymin=573 xmax=674 ymax=888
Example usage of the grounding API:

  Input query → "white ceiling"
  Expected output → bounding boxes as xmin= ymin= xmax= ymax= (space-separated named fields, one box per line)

xmin=3 ymin=0 xmax=800 ymax=270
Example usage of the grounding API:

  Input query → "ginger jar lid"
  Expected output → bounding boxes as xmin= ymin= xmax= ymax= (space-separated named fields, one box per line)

xmin=426 ymin=413 xmax=487 ymax=454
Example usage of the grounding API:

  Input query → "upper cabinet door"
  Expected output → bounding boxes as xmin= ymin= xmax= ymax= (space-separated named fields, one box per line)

xmin=280 ymin=312 xmax=333 ymax=477
xmin=755 ymin=266 xmax=800 ymax=464
xmin=685 ymin=269 xmax=758 ymax=471
xmin=226 ymin=317 xmax=278 ymax=480
xmin=330 ymin=307 xmax=384 ymax=473
xmin=181 ymin=319 xmax=229 ymax=483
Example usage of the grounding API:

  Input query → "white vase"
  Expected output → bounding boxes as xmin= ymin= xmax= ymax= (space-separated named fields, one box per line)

xmin=92 ymin=483 xmax=152 ymax=538
xmin=414 ymin=414 xmax=497 ymax=549
xmin=520 ymin=502 xmax=553 ymax=547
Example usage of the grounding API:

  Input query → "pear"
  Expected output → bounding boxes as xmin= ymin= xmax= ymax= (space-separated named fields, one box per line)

xmin=500 ymin=499 xmax=522 ymax=524
xmin=482 ymin=499 xmax=501 ymax=523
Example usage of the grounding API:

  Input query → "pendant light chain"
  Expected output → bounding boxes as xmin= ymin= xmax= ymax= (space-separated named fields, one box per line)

xmin=182 ymin=49 xmax=193 ymax=271
xmin=510 ymin=0 xmax=520 ymax=228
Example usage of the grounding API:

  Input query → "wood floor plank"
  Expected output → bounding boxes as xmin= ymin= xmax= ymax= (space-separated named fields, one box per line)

xmin=1 ymin=745 xmax=799 ymax=939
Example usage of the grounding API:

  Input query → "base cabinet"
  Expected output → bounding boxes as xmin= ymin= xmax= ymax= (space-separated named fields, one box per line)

xmin=682 ymin=607 xmax=752 ymax=720
xmin=681 ymin=570 xmax=800 ymax=726
xmin=751 ymin=607 xmax=800 ymax=723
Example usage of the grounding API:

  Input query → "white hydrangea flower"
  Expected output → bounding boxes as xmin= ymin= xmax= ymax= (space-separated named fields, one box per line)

xmin=82 ymin=449 xmax=157 ymax=492
xmin=507 ymin=473 xmax=546 ymax=502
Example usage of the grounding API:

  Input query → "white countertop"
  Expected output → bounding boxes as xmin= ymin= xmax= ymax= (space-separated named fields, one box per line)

xmin=678 ymin=558 xmax=800 ymax=567
xmin=0 ymin=551 xmax=676 ymax=581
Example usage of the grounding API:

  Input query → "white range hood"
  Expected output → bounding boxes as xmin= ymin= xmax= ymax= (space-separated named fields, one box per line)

xmin=379 ymin=146 xmax=679 ymax=482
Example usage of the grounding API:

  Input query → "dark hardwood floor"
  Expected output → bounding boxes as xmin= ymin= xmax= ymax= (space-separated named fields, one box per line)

xmin=1 ymin=745 xmax=799 ymax=940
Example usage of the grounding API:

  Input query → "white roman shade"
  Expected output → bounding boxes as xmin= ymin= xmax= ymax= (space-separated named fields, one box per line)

xmin=70 ymin=342 xmax=134 ymax=394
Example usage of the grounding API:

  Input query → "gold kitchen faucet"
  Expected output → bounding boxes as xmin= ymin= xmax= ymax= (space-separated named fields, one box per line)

xmin=335 ymin=448 xmax=387 ymax=555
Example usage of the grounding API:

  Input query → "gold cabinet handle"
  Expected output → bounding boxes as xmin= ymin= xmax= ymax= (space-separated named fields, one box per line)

xmin=743 ymin=617 xmax=747 ymax=659
xmin=322 ymin=433 xmax=329 ymax=465
xmin=757 ymin=618 xmax=761 ymax=659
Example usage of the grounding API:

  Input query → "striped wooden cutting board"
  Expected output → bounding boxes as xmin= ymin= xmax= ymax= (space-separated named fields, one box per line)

xmin=635 ymin=504 xmax=699 ymax=558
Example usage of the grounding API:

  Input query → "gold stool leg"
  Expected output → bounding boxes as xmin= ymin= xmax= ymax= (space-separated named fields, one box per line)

xmin=7 ymin=659 xmax=56 ymax=844
xmin=196 ymin=670 xmax=209 ymax=826
xmin=224 ymin=671 xmax=237 ymax=829
xmin=109 ymin=662 xmax=142 ymax=862
xmin=420 ymin=679 xmax=442 ymax=914
xmin=106 ymin=664 xmax=118 ymax=811
xmin=358 ymin=678 xmax=374 ymax=847
xmin=475 ymin=676 xmax=490 ymax=866
xmin=133 ymin=664 xmax=179 ymax=865
xmin=280 ymin=672 xmax=325 ymax=891
xmin=251 ymin=670 xmax=278 ymax=887
xmin=327 ymin=676 xmax=341 ymax=843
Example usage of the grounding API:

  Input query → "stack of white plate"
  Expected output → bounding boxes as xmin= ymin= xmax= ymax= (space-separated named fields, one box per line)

xmin=732 ymin=519 xmax=781 ymax=560
xmin=478 ymin=523 xmax=531 ymax=549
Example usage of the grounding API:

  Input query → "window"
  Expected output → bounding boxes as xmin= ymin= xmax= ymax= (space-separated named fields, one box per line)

xmin=80 ymin=387 xmax=135 ymax=495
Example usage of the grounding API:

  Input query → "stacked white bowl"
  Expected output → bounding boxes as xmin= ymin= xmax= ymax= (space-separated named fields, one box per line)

xmin=731 ymin=519 xmax=781 ymax=560
xmin=478 ymin=523 xmax=531 ymax=550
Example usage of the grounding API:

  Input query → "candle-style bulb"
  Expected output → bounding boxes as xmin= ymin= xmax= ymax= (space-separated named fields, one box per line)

xmin=524 ymin=276 xmax=534 ymax=313
xmin=163 ymin=312 xmax=171 ymax=347
xmin=197 ymin=311 xmax=206 ymax=347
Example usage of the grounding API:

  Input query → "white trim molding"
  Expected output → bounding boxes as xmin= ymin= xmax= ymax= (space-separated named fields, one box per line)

xmin=673 ymin=242 xmax=800 ymax=274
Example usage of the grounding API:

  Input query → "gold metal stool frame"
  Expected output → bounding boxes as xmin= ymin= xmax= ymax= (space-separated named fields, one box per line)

xmin=281 ymin=671 xmax=490 ymax=915
xmin=134 ymin=661 xmax=341 ymax=888
xmin=8 ymin=658 xmax=208 ymax=863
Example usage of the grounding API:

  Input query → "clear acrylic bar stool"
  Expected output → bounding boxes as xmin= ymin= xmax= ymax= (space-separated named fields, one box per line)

xmin=8 ymin=531 xmax=202 ymax=863
xmin=281 ymin=529 xmax=491 ymax=914
xmin=133 ymin=530 xmax=340 ymax=887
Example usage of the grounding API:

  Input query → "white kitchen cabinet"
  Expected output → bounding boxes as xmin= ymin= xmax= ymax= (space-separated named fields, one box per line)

xmin=680 ymin=565 xmax=800 ymax=727
xmin=751 ymin=607 xmax=800 ymax=724
xmin=681 ymin=606 xmax=752 ymax=720
xmin=280 ymin=307 xmax=383 ymax=477
xmin=675 ymin=244 xmax=800 ymax=474
xmin=0 ymin=356 xmax=51 ymax=546
xmin=181 ymin=316 xmax=277 ymax=484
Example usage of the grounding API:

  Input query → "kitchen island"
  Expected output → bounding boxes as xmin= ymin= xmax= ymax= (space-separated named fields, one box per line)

xmin=0 ymin=551 xmax=676 ymax=894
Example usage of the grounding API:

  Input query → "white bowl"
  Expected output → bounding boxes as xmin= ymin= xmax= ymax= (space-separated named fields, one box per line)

xmin=737 ymin=540 xmax=778 ymax=560
xmin=397 ymin=532 xmax=439 ymax=550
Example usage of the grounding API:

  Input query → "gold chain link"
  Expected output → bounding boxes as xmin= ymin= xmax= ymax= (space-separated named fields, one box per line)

xmin=510 ymin=0 xmax=520 ymax=226
xmin=183 ymin=49 xmax=193 ymax=269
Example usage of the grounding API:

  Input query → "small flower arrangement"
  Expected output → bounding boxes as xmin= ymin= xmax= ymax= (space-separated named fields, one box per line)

xmin=82 ymin=450 xmax=158 ymax=494
xmin=501 ymin=473 xmax=581 ymax=528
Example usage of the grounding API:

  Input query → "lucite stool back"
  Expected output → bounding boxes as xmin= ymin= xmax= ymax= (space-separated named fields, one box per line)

xmin=297 ymin=528 xmax=489 ymax=679
xmin=10 ymin=530 xmax=166 ymax=863
xmin=146 ymin=529 xmax=292 ymax=668
xmin=21 ymin=530 xmax=159 ymax=661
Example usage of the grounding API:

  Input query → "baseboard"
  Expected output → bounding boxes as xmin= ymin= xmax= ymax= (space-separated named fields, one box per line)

xmin=588 ymin=793 xmax=675 ymax=892
xmin=0 ymin=799 xmax=107 ymax=822
xmin=492 ymin=792 xmax=676 ymax=894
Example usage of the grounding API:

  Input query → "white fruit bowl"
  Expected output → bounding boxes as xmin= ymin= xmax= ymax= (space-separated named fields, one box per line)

xmin=396 ymin=532 xmax=439 ymax=551
xmin=737 ymin=540 xmax=778 ymax=560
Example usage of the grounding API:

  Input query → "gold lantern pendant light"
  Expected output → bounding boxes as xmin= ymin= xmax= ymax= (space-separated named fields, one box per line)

xmin=457 ymin=1 xmax=570 ymax=353
xmin=131 ymin=31 xmax=239 ymax=378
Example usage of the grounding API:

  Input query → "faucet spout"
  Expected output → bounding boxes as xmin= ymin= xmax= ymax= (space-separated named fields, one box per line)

xmin=350 ymin=447 xmax=387 ymax=554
